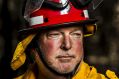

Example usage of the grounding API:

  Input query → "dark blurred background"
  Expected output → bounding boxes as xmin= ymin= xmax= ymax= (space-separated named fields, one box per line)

xmin=0 ymin=0 xmax=119 ymax=79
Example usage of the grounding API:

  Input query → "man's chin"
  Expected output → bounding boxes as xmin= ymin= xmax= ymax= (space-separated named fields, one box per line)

xmin=53 ymin=69 xmax=75 ymax=76
xmin=50 ymin=63 xmax=80 ymax=76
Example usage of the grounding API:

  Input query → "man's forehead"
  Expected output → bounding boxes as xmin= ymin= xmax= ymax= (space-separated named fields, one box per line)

xmin=42 ymin=26 xmax=83 ymax=32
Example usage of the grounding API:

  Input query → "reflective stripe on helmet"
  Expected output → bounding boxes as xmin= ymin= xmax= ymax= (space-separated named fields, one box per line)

xmin=30 ymin=16 xmax=44 ymax=26
xmin=83 ymin=10 xmax=89 ymax=18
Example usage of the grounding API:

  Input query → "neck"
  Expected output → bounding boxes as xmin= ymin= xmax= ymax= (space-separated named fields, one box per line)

xmin=32 ymin=50 xmax=71 ymax=79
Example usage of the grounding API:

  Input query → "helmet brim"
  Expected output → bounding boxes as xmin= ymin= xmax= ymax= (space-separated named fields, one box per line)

xmin=18 ymin=19 xmax=97 ymax=38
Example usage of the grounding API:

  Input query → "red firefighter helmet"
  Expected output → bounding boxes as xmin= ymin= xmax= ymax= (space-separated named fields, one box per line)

xmin=19 ymin=0 xmax=97 ymax=37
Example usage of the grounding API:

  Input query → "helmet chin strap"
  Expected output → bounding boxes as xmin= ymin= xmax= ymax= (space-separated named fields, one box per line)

xmin=32 ymin=39 xmax=83 ymax=79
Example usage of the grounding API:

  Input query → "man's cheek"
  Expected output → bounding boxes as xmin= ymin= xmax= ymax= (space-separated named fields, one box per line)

xmin=73 ymin=41 xmax=83 ymax=51
xmin=47 ymin=40 xmax=60 ymax=49
xmin=42 ymin=41 xmax=56 ymax=55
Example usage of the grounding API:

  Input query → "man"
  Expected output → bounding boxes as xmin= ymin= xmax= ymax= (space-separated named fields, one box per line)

xmin=11 ymin=0 xmax=118 ymax=79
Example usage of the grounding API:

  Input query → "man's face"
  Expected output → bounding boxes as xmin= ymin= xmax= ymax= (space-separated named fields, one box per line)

xmin=37 ymin=26 xmax=84 ymax=74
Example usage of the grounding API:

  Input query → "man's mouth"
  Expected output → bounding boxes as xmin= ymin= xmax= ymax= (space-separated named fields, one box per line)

xmin=56 ymin=55 xmax=75 ymax=62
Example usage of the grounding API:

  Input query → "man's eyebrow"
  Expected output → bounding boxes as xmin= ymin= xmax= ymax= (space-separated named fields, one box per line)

xmin=71 ymin=28 xmax=83 ymax=32
xmin=47 ymin=29 xmax=61 ymax=33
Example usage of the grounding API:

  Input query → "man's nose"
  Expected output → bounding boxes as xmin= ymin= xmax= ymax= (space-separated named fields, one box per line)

xmin=60 ymin=35 xmax=72 ymax=50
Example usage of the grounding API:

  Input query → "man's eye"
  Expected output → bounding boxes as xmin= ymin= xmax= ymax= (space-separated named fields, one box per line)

xmin=71 ymin=33 xmax=81 ymax=38
xmin=47 ymin=33 xmax=61 ymax=38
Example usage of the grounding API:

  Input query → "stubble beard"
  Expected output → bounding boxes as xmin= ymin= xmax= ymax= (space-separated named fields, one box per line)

xmin=39 ymin=51 xmax=83 ymax=77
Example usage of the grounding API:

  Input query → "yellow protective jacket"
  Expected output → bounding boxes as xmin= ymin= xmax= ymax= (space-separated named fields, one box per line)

xmin=13 ymin=61 xmax=118 ymax=79
xmin=10 ymin=34 xmax=118 ymax=79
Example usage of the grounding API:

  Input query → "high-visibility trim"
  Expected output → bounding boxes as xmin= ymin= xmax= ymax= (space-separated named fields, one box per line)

xmin=84 ymin=34 xmax=93 ymax=37
xmin=83 ymin=10 xmax=89 ymax=18
xmin=30 ymin=16 xmax=44 ymax=26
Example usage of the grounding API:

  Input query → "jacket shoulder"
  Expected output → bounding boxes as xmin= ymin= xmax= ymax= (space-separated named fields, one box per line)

xmin=88 ymin=66 xmax=118 ymax=79
xmin=106 ymin=70 xmax=118 ymax=79
xmin=87 ymin=66 xmax=107 ymax=79
xmin=13 ymin=69 xmax=36 ymax=79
